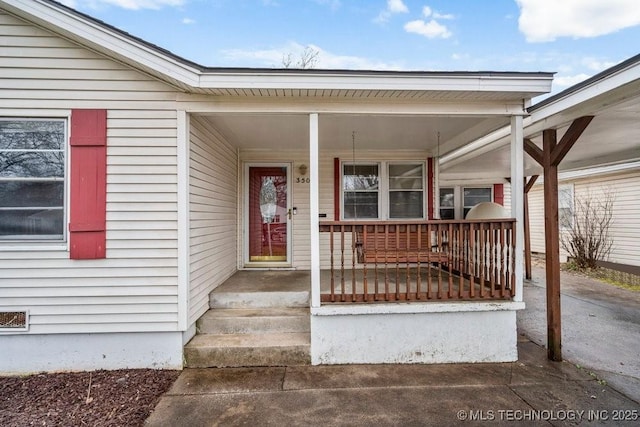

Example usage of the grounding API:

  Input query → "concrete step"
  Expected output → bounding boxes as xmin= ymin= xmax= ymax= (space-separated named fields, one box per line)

xmin=210 ymin=290 xmax=309 ymax=309
xmin=197 ymin=308 xmax=310 ymax=335
xmin=184 ymin=332 xmax=310 ymax=368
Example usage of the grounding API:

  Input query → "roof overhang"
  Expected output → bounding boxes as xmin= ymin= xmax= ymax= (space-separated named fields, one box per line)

xmin=0 ymin=0 xmax=553 ymax=103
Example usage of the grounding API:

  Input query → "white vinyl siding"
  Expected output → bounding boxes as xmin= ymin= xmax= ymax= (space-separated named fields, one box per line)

xmin=188 ymin=116 xmax=238 ymax=324
xmin=528 ymin=168 xmax=640 ymax=267
xmin=0 ymin=11 xmax=182 ymax=334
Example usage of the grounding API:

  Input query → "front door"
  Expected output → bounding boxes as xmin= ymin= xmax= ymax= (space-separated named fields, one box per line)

xmin=246 ymin=164 xmax=290 ymax=264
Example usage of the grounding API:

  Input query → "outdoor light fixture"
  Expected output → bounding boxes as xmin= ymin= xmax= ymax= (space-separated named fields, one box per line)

xmin=298 ymin=164 xmax=308 ymax=175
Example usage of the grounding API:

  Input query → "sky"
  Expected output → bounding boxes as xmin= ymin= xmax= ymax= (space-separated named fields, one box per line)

xmin=58 ymin=0 xmax=640 ymax=96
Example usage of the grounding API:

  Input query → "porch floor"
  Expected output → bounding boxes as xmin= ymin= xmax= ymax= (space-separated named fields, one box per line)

xmin=212 ymin=267 xmax=502 ymax=302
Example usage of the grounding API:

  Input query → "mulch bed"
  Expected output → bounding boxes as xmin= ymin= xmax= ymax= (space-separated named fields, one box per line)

xmin=0 ymin=369 xmax=179 ymax=426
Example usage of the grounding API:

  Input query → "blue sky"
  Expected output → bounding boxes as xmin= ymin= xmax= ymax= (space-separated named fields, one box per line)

xmin=60 ymin=0 xmax=640 ymax=94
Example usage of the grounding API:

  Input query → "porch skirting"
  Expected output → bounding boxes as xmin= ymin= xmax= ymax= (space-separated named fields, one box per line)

xmin=310 ymin=302 xmax=524 ymax=365
xmin=0 ymin=332 xmax=184 ymax=374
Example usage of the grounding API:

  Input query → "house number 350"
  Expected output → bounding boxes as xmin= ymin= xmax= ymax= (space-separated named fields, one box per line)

xmin=296 ymin=177 xmax=310 ymax=183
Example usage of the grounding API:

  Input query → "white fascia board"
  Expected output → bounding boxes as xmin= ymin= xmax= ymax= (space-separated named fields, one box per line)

xmin=198 ymin=72 xmax=553 ymax=93
xmin=440 ymin=60 xmax=640 ymax=168
xmin=2 ymin=0 xmax=200 ymax=86
xmin=528 ymin=63 xmax=640 ymax=126
xmin=439 ymin=121 xmax=515 ymax=167
xmin=531 ymin=160 xmax=640 ymax=184
xmin=178 ymin=97 xmax=529 ymax=116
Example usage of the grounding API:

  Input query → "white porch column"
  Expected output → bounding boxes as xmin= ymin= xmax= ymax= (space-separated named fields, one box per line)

xmin=510 ymin=115 xmax=524 ymax=302
xmin=176 ymin=110 xmax=190 ymax=330
xmin=309 ymin=113 xmax=321 ymax=308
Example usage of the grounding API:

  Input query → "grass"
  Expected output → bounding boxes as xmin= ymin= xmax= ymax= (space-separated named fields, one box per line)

xmin=562 ymin=261 xmax=640 ymax=292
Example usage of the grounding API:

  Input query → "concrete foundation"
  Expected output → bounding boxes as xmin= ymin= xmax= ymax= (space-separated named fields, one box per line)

xmin=0 ymin=332 xmax=183 ymax=374
xmin=311 ymin=302 xmax=524 ymax=364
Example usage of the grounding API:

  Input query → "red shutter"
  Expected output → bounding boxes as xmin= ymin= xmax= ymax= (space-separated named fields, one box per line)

xmin=427 ymin=158 xmax=434 ymax=219
xmin=493 ymin=183 xmax=504 ymax=206
xmin=69 ymin=109 xmax=107 ymax=259
xmin=334 ymin=157 xmax=340 ymax=221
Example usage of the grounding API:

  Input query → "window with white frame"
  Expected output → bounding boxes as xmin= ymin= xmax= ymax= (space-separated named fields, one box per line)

xmin=342 ymin=161 xmax=425 ymax=220
xmin=463 ymin=187 xmax=493 ymax=218
xmin=0 ymin=119 xmax=66 ymax=240
xmin=558 ymin=184 xmax=574 ymax=229
xmin=439 ymin=187 xmax=455 ymax=219
xmin=439 ymin=186 xmax=494 ymax=219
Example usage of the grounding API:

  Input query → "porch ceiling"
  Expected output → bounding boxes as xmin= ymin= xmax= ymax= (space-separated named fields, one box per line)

xmin=199 ymin=113 xmax=510 ymax=152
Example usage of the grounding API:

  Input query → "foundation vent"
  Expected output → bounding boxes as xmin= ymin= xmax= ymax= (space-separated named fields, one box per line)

xmin=0 ymin=311 xmax=28 ymax=331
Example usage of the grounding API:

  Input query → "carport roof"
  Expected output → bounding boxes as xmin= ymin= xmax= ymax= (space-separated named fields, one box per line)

xmin=440 ymin=53 xmax=640 ymax=177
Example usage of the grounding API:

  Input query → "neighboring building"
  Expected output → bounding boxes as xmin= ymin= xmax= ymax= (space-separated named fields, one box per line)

xmin=0 ymin=0 xmax=561 ymax=373
xmin=528 ymin=162 xmax=640 ymax=268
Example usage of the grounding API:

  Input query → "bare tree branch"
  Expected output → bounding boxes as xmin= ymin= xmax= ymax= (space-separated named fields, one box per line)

xmin=560 ymin=188 xmax=615 ymax=269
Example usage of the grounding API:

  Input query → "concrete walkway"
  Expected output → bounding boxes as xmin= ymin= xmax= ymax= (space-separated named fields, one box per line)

xmin=518 ymin=265 xmax=640 ymax=403
xmin=146 ymin=336 xmax=639 ymax=426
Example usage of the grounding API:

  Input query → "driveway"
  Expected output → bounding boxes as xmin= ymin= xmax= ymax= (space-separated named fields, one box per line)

xmin=518 ymin=265 xmax=640 ymax=403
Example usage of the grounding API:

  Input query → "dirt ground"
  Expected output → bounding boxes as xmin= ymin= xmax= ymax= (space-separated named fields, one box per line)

xmin=0 ymin=369 xmax=179 ymax=426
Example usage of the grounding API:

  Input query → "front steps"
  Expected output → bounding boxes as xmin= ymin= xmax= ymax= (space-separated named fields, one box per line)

xmin=184 ymin=285 xmax=311 ymax=368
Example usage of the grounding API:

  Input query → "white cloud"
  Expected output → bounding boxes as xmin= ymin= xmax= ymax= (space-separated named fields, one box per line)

xmin=182 ymin=17 xmax=195 ymax=24
xmin=433 ymin=12 xmax=454 ymax=20
xmin=388 ymin=0 xmax=409 ymax=13
xmin=60 ymin=0 xmax=185 ymax=10
xmin=220 ymin=42 xmax=404 ymax=70
xmin=374 ymin=0 xmax=409 ymax=24
xmin=404 ymin=19 xmax=452 ymax=39
xmin=516 ymin=0 xmax=640 ymax=42
xmin=582 ymin=58 xmax=617 ymax=72
xmin=554 ymin=73 xmax=592 ymax=89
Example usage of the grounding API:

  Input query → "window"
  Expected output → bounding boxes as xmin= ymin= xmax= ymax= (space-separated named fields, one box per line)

xmin=558 ymin=184 xmax=574 ymax=229
xmin=439 ymin=186 xmax=497 ymax=219
xmin=343 ymin=164 xmax=379 ymax=219
xmin=388 ymin=163 xmax=423 ymax=218
xmin=342 ymin=161 xmax=425 ymax=220
xmin=439 ymin=187 xmax=455 ymax=219
xmin=463 ymin=187 xmax=492 ymax=218
xmin=0 ymin=119 xmax=66 ymax=240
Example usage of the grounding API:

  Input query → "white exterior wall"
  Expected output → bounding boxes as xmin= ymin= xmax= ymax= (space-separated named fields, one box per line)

xmin=188 ymin=116 xmax=238 ymax=325
xmin=240 ymin=149 xmax=433 ymax=269
xmin=311 ymin=302 xmax=523 ymax=364
xmin=0 ymin=11 xmax=184 ymax=370
xmin=528 ymin=168 xmax=640 ymax=267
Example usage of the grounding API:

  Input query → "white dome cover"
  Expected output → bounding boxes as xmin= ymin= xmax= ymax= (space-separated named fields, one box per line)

xmin=465 ymin=202 xmax=509 ymax=220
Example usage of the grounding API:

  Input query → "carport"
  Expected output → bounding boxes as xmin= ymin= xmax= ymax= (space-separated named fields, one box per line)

xmin=439 ymin=53 xmax=640 ymax=361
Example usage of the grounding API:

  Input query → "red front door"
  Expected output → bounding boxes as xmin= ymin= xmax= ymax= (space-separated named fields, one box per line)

xmin=248 ymin=166 xmax=289 ymax=262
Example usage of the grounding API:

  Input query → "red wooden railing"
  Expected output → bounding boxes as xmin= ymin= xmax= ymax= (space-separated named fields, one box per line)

xmin=319 ymin=220 xmax=516 ymax=303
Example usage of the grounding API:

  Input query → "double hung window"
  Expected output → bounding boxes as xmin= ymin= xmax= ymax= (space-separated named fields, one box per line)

xmin=439 ymin=186 xmax=495 ymax=219
xmin=342 ymin=162 xmax=425 ymax=220
xmin=463 ymin=187 xmax=493 ymax=218
xmin=558 ymin=184 xmax=574 ymax=229
xmin=0 ymin=119 xmax=66 ymax=240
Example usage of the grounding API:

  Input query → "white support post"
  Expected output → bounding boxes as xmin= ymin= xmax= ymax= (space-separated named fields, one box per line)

xmin=176 ymin=110 xmax=190 ymax=329
xmin=309 ymin=113 xmax=321 ymax=308
xmin=510 ymin=115 xmax=524 ymax=302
